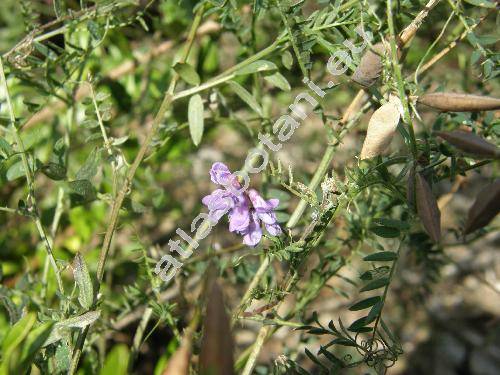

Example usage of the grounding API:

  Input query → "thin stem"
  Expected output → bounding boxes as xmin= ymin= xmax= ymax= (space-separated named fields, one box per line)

xmin=88 ymin=81 xmax=112 ymax=156
xmin=0 ymin=57 xmax=64 ymax=294
xmin=276 ymin=0 xmax=309 ymax=78
xmin=68 ymin=6 xmax=206 ymax=374
xmin=371 ymin=241 xmax=403 ymax=341
xmin=0 ymin=206 xmax=20 ymax=214
xmin=172 ymin=40 xmax=280 ymax=101
xmin=128 ymin=307 xmax=153 ymax=371
xmin=417 ymin=11 xmax=491 ymax=76
xmin=387 ymin=0 xmax=418 ymax=158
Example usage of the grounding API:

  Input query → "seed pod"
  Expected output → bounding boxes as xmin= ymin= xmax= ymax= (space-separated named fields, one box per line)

xmin=199 ymin=281 xmax=234 ymax=375
xmin=464 ymin=180 xmax=500 ymax=235
xmin=415 ymin=173 xmax=441 ymax=243
xmin=435 ymin=131 xmax=500 ymax=159
xmin=352 ymin=43 xmax=386 ymax=88
xmin=417 ymin=93 xmax=500 ymax=112
xmin=360 ymin=95 xmax=403 ymax=160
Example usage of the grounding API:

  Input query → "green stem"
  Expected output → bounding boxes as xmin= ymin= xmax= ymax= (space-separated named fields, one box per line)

xmin=0 ymin=57 xmax=64 ymax=295
xmin=386 ymin=0 xmax=418 ymax=159
xmin=68 ymin=6 xmax=206 ymax=374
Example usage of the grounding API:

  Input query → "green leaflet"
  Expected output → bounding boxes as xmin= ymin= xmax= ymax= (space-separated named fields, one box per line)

xmin=73 ymin=252 xmax=94 ymax=310
xmin=188 ymin=94 xmax=204 ymax=146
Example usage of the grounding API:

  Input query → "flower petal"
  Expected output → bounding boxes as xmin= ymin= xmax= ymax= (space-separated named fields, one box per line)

xmin=243 ymin=225 xmax=262 ymax=246
xmin=248 ymin=189 xmax=279 ymax=212
xmin=265 ymin=223 xmax=282 ymax=236
xmin=229 ymin=204 xmax=250 ymax=232
xmin=242 ymin=212 xmax=262 ymax=246
xmin=257 ymin=211 xmax=277 ymax=225
xmin=209 ymin=162 xmax=232 ymax=185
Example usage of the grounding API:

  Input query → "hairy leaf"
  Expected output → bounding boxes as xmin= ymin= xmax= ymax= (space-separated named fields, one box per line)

xmin=73 ymin=253 xmax=94 ymax=310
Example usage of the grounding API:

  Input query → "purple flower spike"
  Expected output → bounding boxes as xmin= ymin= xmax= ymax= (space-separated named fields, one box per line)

xmin=202 ymin=162 xmax=282 ymax=246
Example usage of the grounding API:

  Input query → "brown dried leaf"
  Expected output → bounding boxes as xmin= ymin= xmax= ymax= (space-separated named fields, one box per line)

xmin=436 ymin=131 xmax=499 ymax=159
xmin=351 ymin=43 xmax=386 ymax=88
xmin=360 ymin=95 xmax=402 ymax=159
xmin=418 ymin=93 xmax=500 ymax=112
xmin=464 ymin=180 xmax=500 ymax=235
xmin=415 ymin=173 xmax=441 ymax=243
xmin=199 ymin=281 xmax=234 ymax=375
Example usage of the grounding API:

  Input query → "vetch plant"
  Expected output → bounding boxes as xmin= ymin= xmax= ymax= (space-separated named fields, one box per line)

xmin=0 ymin=0 xmax=499 ymax=374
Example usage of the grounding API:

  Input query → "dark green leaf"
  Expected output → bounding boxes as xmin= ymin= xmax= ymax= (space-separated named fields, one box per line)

xmin=372 ymin=218 xmax=410 ymax=230
xmin=41 ymin=162 xmax=66 ymax=180
xmin=75 ymin=149 xmax=101 ymax=181
xmin=363 ymin=251 xmax=397 ymax=262
xmin=370 ymin=225 xmax=400 ymax=238
xmin=349 ymin=296 xmax=381 ymax=311
xmin=360 ymin=277 xmax=389 ymax=292
xmin=348 ymin=316 xmax=370 ymax=331
xmin=68 ymin=180 xmax=96 ymax=203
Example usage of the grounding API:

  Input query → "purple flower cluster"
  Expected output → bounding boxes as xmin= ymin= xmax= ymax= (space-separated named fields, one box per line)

xmin=202 ymin=162 xmax=282 ymax=246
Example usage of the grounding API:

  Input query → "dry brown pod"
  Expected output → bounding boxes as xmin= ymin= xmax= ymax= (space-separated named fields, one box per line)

xmin=417 ymin=93 xmax=500 ymax=112
xmin=435 ymin=131 xmax=500 ymax=159
xmin=351 ymin=43 xmax=387 ymax=88
xmin=199 ymin=281 xmax=234 ymax=375
xmin=464 ymin=180 xmax=500 ymax=235
xmin=415 ymin=172 xmax=441 ymax=243
xmin=360 ymin=95 xmax=403 ymax=159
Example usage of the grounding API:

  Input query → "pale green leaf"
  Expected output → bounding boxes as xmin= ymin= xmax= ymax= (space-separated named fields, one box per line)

xmin=235 ymin=60 xmax=277 ymax=76
xmin=264 ymin=72 xmax=291 ymax=91
xmin=73 ymin=253 xmax=94 ymax=310
xmin=227 ymin=81 xmax=263 ymax=117
xmin=188 ymin=94 xmax=204 ymax=146
xmin=174 ymin=62 xmax=201 ymax=86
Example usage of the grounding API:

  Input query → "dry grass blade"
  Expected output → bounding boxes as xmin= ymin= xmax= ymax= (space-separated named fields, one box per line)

xmin=360 ymin=95 xmax=402 ymax=159
xmin=435 ymin=131 xmax=499 ymax=159
xmin=464 ymin=180 xmax=500 ymax=235
xmin=418 ymin=93 xmax=500 ymax=112
xmin=415 ymin=173 xmax=441 ymax=243
xmin=199 ymin=281 xmax=234 ymax=375
xmin=351 ymin=43 xmax=387 ymax=88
